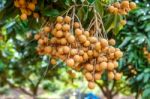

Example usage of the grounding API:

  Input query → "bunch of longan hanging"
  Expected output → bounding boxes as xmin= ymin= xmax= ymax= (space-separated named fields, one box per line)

xmin=143 ymin=47 xmax=150 ymax=62
xmin=34 ymin=14 xmax=123 ymax=89
xmin=108 ymin=1 xmax=136 ymax=15
xmin=14 ymin=0 xmax=39 ymax=20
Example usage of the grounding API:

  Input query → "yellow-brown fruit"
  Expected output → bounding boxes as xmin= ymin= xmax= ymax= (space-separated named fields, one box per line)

xmin=60 ymin=38 xmax=67 ymax=45
xmin=85 ymin=72 xmax=93 ymax=81
xmin=20 ymin=13 xmax=27 ymax=20
xmin=115 ymin=73 xmax=122 ymax=80
xmin=64 ymin=16 xmax=71 ymax=23
xmin=108 ymin=6 xmax=115 ymax=13
xmin=56 ymin=30 xmax=63 ymax=38
xmin=115 ymin=51 xmax=123 ymax=58
xmin=58 ymin=47 xmax=64 ymax=55
xmin=28 ymin=3 xmax=35 ymax=11
xmin=50 ymin=37 xmax=57 ymax=44
xmin=129 ymin=2 xmax=136 ymax=9
xmin=113 ymin=2 xmax=120 ymax=8
xmin=55 ymin=23 xmax=62 ymax=30
xmin=79 ymin=35 xmax=87 ymax=43
xmin=74 ymin=22 xmax=80 ymax=28
xmin=84 ymin=41 xmax=90 ymax=47
xmin=89 ymin=37 xmax=98 ymax=43
xmin=120 ymin=20 xmax=127 ymax=25
xmin=65 ymin=32 xmax=71 ymax=38
xmin=79 ymin=56 xmax=84 ymax=62
xmin=121 ymin=1 xmax=129 ymax=8
xmin=33 ymin=13 xmax=39 ymax=18
xmin=109 ymin=39 xmax=116 ymax=46
xmin=108 ymin=72 xmax=114 ymax=80
xmin=88 ymin=82 xmax=95 ymax=89
xmin=19 ymin=0 xmax=25 ymax=5
xmin=43 ymin=37 xmax=48 ymax=43
xmin=118 ymin=9 xmax=127 ymax=15
xmin=74 ymin=55 xmax=81 ymax=62
xmin=94 ymin=73 xmax=101 ymax=80
xmin=44 ymin=46 xmax=52 ymax=54
xmin=93 ymin=50 xmax=99 ymax=57
xmin=113 ymin=61 xmax=118 ymax=68
xmin=108 ymin=46 xmax=116 ymax=53
xmin=38 ymin=39 xmax=44 ymax=45
xmin=51 ymin=59 xmax=57 ymax=65
xmin=86 ymin=64 xmax=94 ymax=71
xmin=63 ymin=46 xmax=70 ymax=54
xmin=79 ymin=50 xmax=84 ymax=55
xmin=70 ymin=49 xmax=78 ymax=56
xmin=100 ymin=38 xmax=108 ymax=48
xmin=87 ymin=50 xmax=93 ymax=57
xmin=62 ymin=24 xmax=70 ymax=31
xmin=75 ymin=29 xmax=82 ymax=36
xmin=107 ymin=62 xmax=115 ymax=71
xmin=113 ymin=7 xmax=119 ymax=14
xmin=56 ymin=16 xmax=63 ymax=23
xmin=67 ymin=35 xmax=75 ymax=43
xmin=44 ymin=26 xmax=51 ymax=33
xmin=95 ymin=42 xmax=101 ymax=51
xmin=83 ymin=53 xmax=89 ymax=61
xmin=34 ymin=34 xmax=40 ymax=40
xmin=84 ymin=31 xmax=90 ymax=37
xmin=99 ymin=62 xmax=107 ymax=70
xmin=66 ymin=59 xmax=75 ymax=67
xmin=95 ymin=64 xmax=101 ymax=71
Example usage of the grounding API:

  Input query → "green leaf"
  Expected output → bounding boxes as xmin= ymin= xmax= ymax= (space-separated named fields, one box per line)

xmin=88 ymin=0 xmax=95 ymax=3
xmin=42 ymin=9 xmax=60 ymax=17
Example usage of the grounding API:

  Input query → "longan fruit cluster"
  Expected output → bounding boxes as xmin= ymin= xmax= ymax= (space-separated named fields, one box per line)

xmin=143 ymin=47 xmax=150 ymax=62
xmin=108 ymin=1 xmax=136 ymax=15
xmin=14 ymin=0 xmax=39 ymax=20
xmin=34 ymin=16 xmax=123 ymax=89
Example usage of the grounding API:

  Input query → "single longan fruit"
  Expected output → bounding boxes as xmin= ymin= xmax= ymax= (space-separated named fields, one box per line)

xmin=85 ymin=72 xmax=93 ymax=81
xmin=33 ymin=13 xmax=39 ymax=18
xmin=62 ymin=24 xmax=70 ymax=31
xmin=108 ymin=46 xmax=116 ymax=53
xmin=88 ymin=82 xmax=95 ymax=89
xmin=100 ymin=38 xmax=108 ymax=48
xmin=67 ymin=35 xmax=75 ymax=43
xmin=66 ymin=58 xmax=75 ymax=67
xmin=99 ymin=62 xmax=107 ymax=70
xmin=93 ymin=50 xmax=99 ymax=57
xmin=79 ymin=35 xmax=87 ymax=43
xmin=108 ymin=6 xmax=115 ymax=13
xmin=113 ymin=2 xmax=120 ymax=8
xmin=63 ymin=46 xmax=70 ymax=54
xmin=64 ymin=16 xmax=71 ymax=23
xmin=55 ymin=30 xmax=63 ymax=38
xmin=34 ymin=34 xmax=40 ymax=40
xmin=94 ymin=73 xmax=101 ymax=80
xmin=95 ymin=64 xmax=100 ymax=71
xmin=79 ymin=56 xmax=84 ymax=62
xmin=74 ymin=22 xmax=80 ymax=28
xmin=38 ymin=39 xmax=44 ymax=45
xmin=95 ymin=42 xmax=101 ymax=51
xmin=44 ymin=26 xmax=51 ymax=33
xmin=121 ymin=1 xmax=129 ymax=8
xmin=51 ymin=59 xmax=57 ymax=65
xmin=113 ymin=7 xmax=119 ymax=14
xmin=70 ymin=49 xmax=78 ymax=56
xmin=129 ymin=2 xmax=136 ymax=9
xmin=115 ymin=51 xmax=123 ymax=58
xmin=75 ymin=29 xmax=82 ymax=36
xmin=120 ymin=20 xmax=127 ymax=26
xmin=108 ymin=72 xmax=114 ymax=80
xmin=115 ymin=73 xmax=122 ymax=80
xmin=58 ymin=47 xmax=64 ymax=55
xmin=20 ymin=13 xmax=27 ymax=20
xmin=60 ymin=38 xmax=67 ymax=45
xmin=109 ymin=39 xmax=116 ymax=46
xmin=74 ymin=55 xmax=80 ymax=62
xmin=86 ymin=64 xmax=94 ymax=71
xmin=113 ymin=61 xmax=118 ymax=68
xmin=44 ymin=46 xmax=52 ymax=54
xmin=107 ymin=62 xmax=115 ymax=71
xmin=87 ymin=50 xmax=93 ymax=57
xmin=89 ymin=37 xmax=98 ymax=43
xmin=79 ymin=50 xmax=84 ymax=55
xmin=28 ymin=3 xmax=35 ymax=11
xmin=84 ymin=31 xmax=90 ymax=37
xmin=83 ymin=41 xmax=90 ymax=47
xmin=83 ymin=53 xmax=89 ymax=61
xmin=56 ymin=16 xmax=63 ymax=23
xmin=55 ymin=23 xmax=62 ymax=30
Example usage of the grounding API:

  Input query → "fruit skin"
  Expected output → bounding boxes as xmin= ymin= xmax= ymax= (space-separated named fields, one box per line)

xmin=66 ymin=59 xmax=75 ymax=67
xmin=115 ymin=73 xmax=122 ymax=80
xmin=107 ymin=62 xmax=115 ymax=71
xmin=130 ymin=2 xmax=136 ymax=9
xmin=85 ymin=72 xmax=93 ymax=81
xmin=108 ymin=72 xmax=114 ymax=80
xmin=108 ymin=6 xmax=115 ymax=13
xmin=79 ymin=35 xmax=87 ymax=43
xmin=94 ymin=73 xmax=101 ymax=80
xmin=99 ymin=62 xmax=107 ymax=70
xmin=88 ymin=82 xmax=95 ymax=89
xmin=20 ymin=13 xmax=27 ymax=20
xmin=85 ymin=64 xmax=94 ymax=71
xmin=67 ymin=35 xmax=75 ymax=43
xmin=44 ymin=26 xmax=51 ymax=33
xmin=109 ymin=39 xmax=116 ymax=46
xmin=64 ymin=16 xmax=71 ymax=23
xmin=56 ymin=16 xmax=63 ymax=23
xmin=51 ymin=59 xmax=57 ymax=65
xmin=28 ymin=3 xmax=35 ymax=11
xmin=75 ymin=29 xmax=82 ymax=36
xmin=74 ymin=22 xmax=80 ymax=28
xmin=34 ymin=34 xmax=40 ymax=40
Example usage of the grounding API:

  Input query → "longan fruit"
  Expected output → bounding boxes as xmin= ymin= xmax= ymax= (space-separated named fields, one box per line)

xmin=95 ymin=64 xmax=101 ymax=71
xmin=115 ymin=51 xmax=123 ymax=58
xmin=44 ymin=26 xmax=51 ymax=33
xmin=66 ymin=58 xmax=75 ymax=67
xmin=121 ymin=1 xmax=129 ymax=8
xmin=56 ymin=16 xmax=63 ymax=23
xmin=94 ymin=73 xmax=101 ymax=80
xmin=107 ymin=62 xmax=115 ymax=71
xmin=34 ymin=34 xmax=40 ymax=40
xmin=129 ymin=2 xmax=136 ymax=9
xmin=84 ymin=31 xmax=90 ymax=37
xmin=58 ymin=47 xmax=64 ymax=55
xmin=62 ymin=24 xmax=70 ymax=31
xmin=108 ymin=46 xmax=116 ymax=53
xmin=63 ymin=46 xmax=70 ymax=54
xmin=74 ymin=55 xmax=81 ymax=62
xmin=95 ymin=42 xmax=101 ymax=51
xmin=60 ymin=38 xmax=67 ymax=45
xmin=70 ymin=49 xmax=78 ymax=56
xmin=86 ymin=64 xmax=94 ymax=71
xmin=87 ymin=50 xmax=93 ymax=57
xmin=89 ymin=37 xmax=98 ymax=43
xmin=64 ymin=16 xmax=71 ymax=23
xmin=67 ymin=35 xmax=75 ymax=43
xmin=28 ymin=3 xmax=35 ymax=11
xmin=115 ymin=73 xmax=122 ymax=80
xmin=100 ymin=38 xmax=108 ymax=48
xmin=113 ymin=61 xmax=118 ymax=68
xmin=88 ymin=82 xmax=95 ymax=89
xmin=44 ymin=46 xmax=52 ymax=54
xmin=75 ymin=29 xmax=82 ymax=36
xmin=109 ymin=39 xmax=116 ymax=46
xmin=55 ymin=23 xmax=62 ymax=30
xmin=120 ymin=20 xmax=127 ymax=26
xmin=51 ymin=59 xmax=57 ymax=65
xmin=79 ymin=56 xmax=84 ymax=62
xmin=108 ymin=6 xmax=115 ymax=13
xmin=65 ymin=32 xmax=71 ymax=38
xmin=20 ymin=13 xmax=27 ymax=20
xmin=93 ymin=50 xmax=99 ymax=57
xmin=99 ymin=62 xmax=107 ymax=70
xmin=83 ymin=41 xmax=90 ymax=47
xmin=55 ymin=30 xmax=63 ymax=38
xmin=113 ymin=7 xmax=119 ymax=14
xmin=79 ymin=35 xmax=87 ymax=43
xmin=38 ymin=39 xmax=44 ymax=45
xmin=108 ymin=72 xmax=114 ymax=80
xmin=85 ymin=72 xmax=93 ymax=81
xmin=74 ymin=22 xmax=80 ymax=28
xmin=79 ymin=50 xmax=84 ymax=55
xmin=113 ymin=2 xmax=120 ymax=8
xmin=83 ymin=53 xmax=89 ymax=61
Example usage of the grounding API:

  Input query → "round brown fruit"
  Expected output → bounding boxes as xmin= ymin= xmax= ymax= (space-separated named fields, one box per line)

xmin=108 ymin=72 xmax=114 ymax=80
xmin=62 ymin=24 xmax=70 ymax=31
xmin=107 ymin=62 xmax=115 ymax=71
xmin=70 ymin=49 xmax=78 ymax=56
xmin=64 ymin=16 xmax=71 ymax=23
xmin=95 ymin=42 xmax=101 ymax=51
xmin=60 ymin=38 xmax=67 ymax=45
xmin=67 ymin=35 xmax=75 ymax=43
xmin=63 ymin=46 xmax=70 ymax=54
xmin=79 ymin=35 xmax=87 ymax=43
xmin=115 ymin=51 xmax=123 ymax=58
xmin=28 ymin=3 xmax=35 ymax=11
xmin=66 ymin=58 xmax=75 ymax=67
xmin=20 ymin=13 xmax=27 ymax=20
xmin=109 ymin=39 xmax=116 ymax=46
xmin=51 ymin=59 xmax=57 ymax=65
xmin=86 ymin=64 xmax=94 ymax=71
xmin=113 ymin=61 xmax=118 ymax=68
xmin=34 ymin=34 xmax=40 ymax=40
xmin=88 ymin=82 xmax=95 ymax=89
xmin=94 ymin=73 xmax=101 ymax=80
xmin=108 ymin=6 xmax=115 ymax=13
xmin=130 ymin=2 xmax=136 ymax=9
xmin=85 ymin=72 xmax=93 ymax=81
xmin=115 ymin=73 xmax=122 ymax=80
xmin=74 ymin=55 xmax=81 ymax=62
xmin=44 ymin=26 xmax=51 ymax=33
xmin=55 ymin=30 xmax=63 ymax=38
xmin=89 ymin=37 xmax=98 ymax=43
xmin=44 ymin=46 xmax=52 ymax=54
xmin=74 ymin=22 xmax=80 ymax=28
xmin=75 ymin=29 xmax=82 ymax=36
xmin=84 ymin=41 xmax=90 ymax=47
xmin=55 ymin=23 xmax=62 ymax=30
xmin=100 ymin=38 xmax=108 ymax=48
xmin=56 ymin=16 xmax=63 ymax=23
xmin=121 ymin=1 xmax=129 ymax=8
xmin=99 ymin=62 xmax=107 ymax=70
